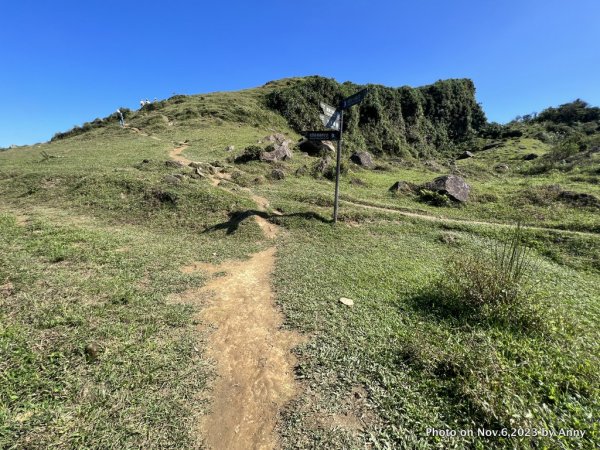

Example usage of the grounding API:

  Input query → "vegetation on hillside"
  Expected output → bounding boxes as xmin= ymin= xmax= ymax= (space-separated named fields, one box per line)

xmin=266 ymin=76 xmax=487 ymax=158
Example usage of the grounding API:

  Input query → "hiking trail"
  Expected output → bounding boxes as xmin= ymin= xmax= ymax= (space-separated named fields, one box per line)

xmin=180 ymin=249 xmax=303 ymax=450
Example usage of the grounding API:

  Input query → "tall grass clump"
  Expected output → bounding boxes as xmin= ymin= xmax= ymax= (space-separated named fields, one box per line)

xmin=440 ymin=225 xmax=541 ymax=328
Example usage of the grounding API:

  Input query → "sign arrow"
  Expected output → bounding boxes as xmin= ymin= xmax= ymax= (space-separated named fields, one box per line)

xmin=340 ymin=88 xmax=369 ymax=110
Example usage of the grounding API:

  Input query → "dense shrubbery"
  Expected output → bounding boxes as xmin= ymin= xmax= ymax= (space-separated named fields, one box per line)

xmin=266 ymin=76 xmax=486 ymax=158
xmin=535 ymin=99 xmax=600 ymax=125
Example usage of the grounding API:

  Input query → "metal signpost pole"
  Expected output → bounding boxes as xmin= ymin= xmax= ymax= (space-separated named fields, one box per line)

xmin=333 ymin=109 xmax=344 ymax=224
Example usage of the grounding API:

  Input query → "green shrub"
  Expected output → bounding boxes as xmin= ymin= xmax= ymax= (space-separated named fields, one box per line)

xmin=418 ymin=189 xmax=451 ymax=206
xmin=439 ymin=225 xmax=540 ymax=327
xmin=234 ymin=145 xmax=263 ymax=163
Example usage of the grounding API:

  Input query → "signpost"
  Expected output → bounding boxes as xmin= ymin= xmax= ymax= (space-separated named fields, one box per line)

xmin=303 ymin=89 xmax=369 ymax=223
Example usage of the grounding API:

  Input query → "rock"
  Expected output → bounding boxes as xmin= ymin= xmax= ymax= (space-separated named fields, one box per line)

xmin=260 ymin=141 xmax=293 ymax=162
xmin=389 ymin=181 xmax=417 ymax=193
xmin=163 ymin=175 xmax=181 ymax=185
xmin=314 ymin=156 xmax=334 ymax=176
xmin=519 ymin=145 xmax=527 ymax=150
xmin=494 ymin=163 xmax=509 ymax=173
xmin=350 ymin=151 xmax=374 ymax=168
xmin=270 ymin=169 xmax=285 ymax=180
xmin=350 ymin=178 xmax=367 ymax=186
xmin=295 ymin=165 xmax=308 ymax=176
xmin=226 ymin=145 xmax=235 ymax=152
xmin=262 ymin=133 xmax=288 ymax=145
xmin=188 ymin=161 xmax=202 ymax=169
xmin=298 ymin=139 xmax=334 ymax=156
xmin=524 ymin=153 xmax=539 ymax=160
xmin=85 ymin=343 xmax=99 ymax=361
xmin=165 ymin=160 xmax=184 ymax=168
xmin=339 ymin=297 xmax=354 ymax=307
xmin=457 ymin=151 xmax=475 ymax=160
xmin=423 ymin=160 xmax=445 ymax=172
xmin=482 ymin=142 xmax=502 ymax=151
xmin=423 ymin=175 xmax=470 ymax=202
xmin=142 ymin=159 xmax=151 ymax=164
xmin=191 ymin=168 xmax=206 ymax=179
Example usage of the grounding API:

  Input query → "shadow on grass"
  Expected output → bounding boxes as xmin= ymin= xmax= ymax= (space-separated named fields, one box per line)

xmin=203 ymin=209 xmax=331 ymax=235
xmin=405 ymin=287 xmax=546 ymax=336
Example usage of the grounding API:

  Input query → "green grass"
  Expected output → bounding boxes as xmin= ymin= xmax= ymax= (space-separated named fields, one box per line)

xmin=1 ymin=81 xmax=599 ymax=449
xmin=273 ymin=220 xmax=599 ymax=449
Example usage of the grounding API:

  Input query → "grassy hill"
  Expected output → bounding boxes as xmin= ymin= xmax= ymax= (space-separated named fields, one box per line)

xmin=1 ymin=78 xmax=599 ymax=449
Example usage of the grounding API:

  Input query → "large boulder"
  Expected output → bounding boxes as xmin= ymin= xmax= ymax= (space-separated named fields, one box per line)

xmin=260 ymin=141 xmax=292 ymax=162
xmin=298 ymin=139 xmax=334 ymax=156
xmin=350 ymin=151 xmax=374 ymax=168
xmin=423 ymin=175 xmax=471 ymax=202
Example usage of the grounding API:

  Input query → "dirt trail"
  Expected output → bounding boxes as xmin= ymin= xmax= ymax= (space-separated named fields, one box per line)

xmin=169 ymin=144 xmax=281 ymax=238
xmin=342 ymin=199 xmax=599 ymax=238
xmin=181 ymin=249 xmax=303 ymax=450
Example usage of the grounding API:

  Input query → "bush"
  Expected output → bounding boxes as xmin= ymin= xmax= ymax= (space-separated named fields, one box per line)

xmin=234 ymin=145 xmax=262 ymax=163
xmin=438 ymin=225 xmax=540 ymax=326
xmin=418 ymin=189 xmax=451 ymax=206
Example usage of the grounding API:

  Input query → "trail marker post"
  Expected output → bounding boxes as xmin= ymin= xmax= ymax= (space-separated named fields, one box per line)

xmin=302 ymin=89 xmax=368 ymax=223
xmin=334 ymin=89 xmax=368 ymax=223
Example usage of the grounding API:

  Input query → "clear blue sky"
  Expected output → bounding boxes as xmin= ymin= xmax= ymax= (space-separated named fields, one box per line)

xmin=1 ymin=0 xmax=599 ymax=147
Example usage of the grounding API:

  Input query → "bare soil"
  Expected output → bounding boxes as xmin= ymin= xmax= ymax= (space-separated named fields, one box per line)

xmin=182 ymin=248 xmax=304 ymax=450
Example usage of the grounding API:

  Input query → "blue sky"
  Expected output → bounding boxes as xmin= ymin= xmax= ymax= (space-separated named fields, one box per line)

xmin=1 ymin=0 xmax=599 ymax=147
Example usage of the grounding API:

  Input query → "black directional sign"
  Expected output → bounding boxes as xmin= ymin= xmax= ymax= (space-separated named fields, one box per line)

xmin=303 ymin=130 xmax=340 ymax=141
xmin=340 ymin=88 xmax=368 ymax=109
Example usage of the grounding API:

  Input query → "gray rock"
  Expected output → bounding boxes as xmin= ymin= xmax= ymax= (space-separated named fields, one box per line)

xmin=423 ymin=175 xmax=471 ymax=202
xmin=494 ymin=163 xmax=509 ymax=173
xmin=270 ymin=169 xmax=285 ymax=180
xmin=389 ymin=181 xmax=417 ymax=193
xmin=262 ymin=133 xmax=288 ymax=145
xmin=226 ymin=145 xmax=235 ymax=152
xmin=298 ymin=139 xmax=334 ymax=156
xmin=457 ymin=151 xmax=475 ymax=160
xmin=165 ymin=160 xmax=184 ymax=168
xmin=350 ymin=151 xmax=374 ymax=168
xmin=260 ymin=141 xmax=292 ymax=162
xmin=295 ymin=165 xmax=308 ymax=176
xmin=191 ymin=168 xmax=206 ymax=179
xmin=163 ymin=175 xmax=181 ymax=185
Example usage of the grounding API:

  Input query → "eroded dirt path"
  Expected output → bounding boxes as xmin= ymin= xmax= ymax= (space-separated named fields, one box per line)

xmin=182 ymin=248 xmax=303 ymax=450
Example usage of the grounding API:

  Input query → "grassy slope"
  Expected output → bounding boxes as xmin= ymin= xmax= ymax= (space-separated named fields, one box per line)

xmin=1 ymin=79 xmax=599 ymax=449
